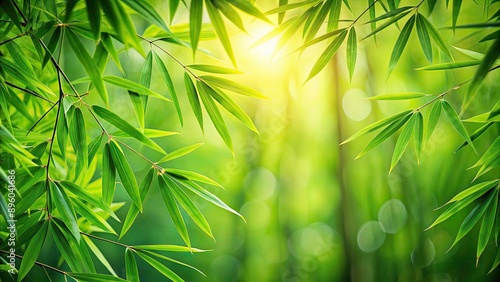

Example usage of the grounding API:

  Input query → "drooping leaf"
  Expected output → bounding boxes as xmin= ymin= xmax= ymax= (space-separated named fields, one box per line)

xmin=414 ymin=112 xmax=424 ymax=164
xmin=190 ymin=0 xmax=203 ymax=54
xmin=73 ymin=198 xmax=116 ymax=234
xmin=125 ymin=248 xmax=140 ymax=282
xmin=158 ymin=143 xmax=204 ymax=163
xmin=200 ymin=76 xmax=267 ymax=99
xmin=102 ymin=143 xmax=116 ymax=206
xmin=441 ymin=100 xmax=477 ymax=154
xmin=306 ymin=29 xmax=348 ymax=82
xmin=477 ymin=189 xmax=498 ymax=263
xmin=416 ymin=14 xmax=432 ymax=62
xmin=108 ymin=141 xmax=143 ymax=211
xmin=388 ymin=15 xmax=415 ymax=76
xmin=361 ymin=11 xmax=411 ymax=41
xmin=187 ymin=64 xmax=242 ymax=74
xmin=136 ymin=251 xmax=184 ymax=282
xmin=154 ymin=52 xmax=183 ymax=126
xmin=103 ymin=76 xmax=171 ymax=102
xmin=425 ymin=100 xmax=442 ymax=145
xmin=67 ymin=272 xmax=128 ymax=282
xmin=69 ymin=107 xmax=88 ymax=173
xmin=346 ymin=27 xmax=357 ymax=81
xmin=390 ymin=113 xmax=416 ymax=173
xmin=82 ymin=236 xmax=118 ymax=277
xmin=84 ymin=0 xmax=101 ymax=40
xmin=206 ymin=0 xmax=237 ymax=66
xmin=88 ymin=134 xmax=104 ymax=164
xmin=51 ymin=182 xmax=80 ymax=242
xmin=455 ymin=122 xmax=494 ymax=152
xmin=184 ymin=73 xmax=203 ymax=130
xmin=420 ymin=15 xmax=453 ymax=59
xmin=17 ymin=220 xmax=49 ymax=281
xmin=452 ymin=0 xmax=462 ymax=29
xmin=265 ymin=0 xmax=321 ymax=14
xmin=121 ymin=0 xmax=171 ymax=33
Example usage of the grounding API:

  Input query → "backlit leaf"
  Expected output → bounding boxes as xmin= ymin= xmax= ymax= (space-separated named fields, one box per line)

xmin=390 ymin=113 xmax=416 ymax=173
xmin=441 ymin=100 xmax=477 ymax=154
xmin=346 ymin=28 xmax=357 ymax=81
xmin=388 ymin=15 xmax=415 ymax=76
xmin=306 ymin=29 xmax=347 ymax=82
xmin=125 ymin=248 xmax=140 ymax=282
xmin=102 ymin=143 xmax=116 ymax=206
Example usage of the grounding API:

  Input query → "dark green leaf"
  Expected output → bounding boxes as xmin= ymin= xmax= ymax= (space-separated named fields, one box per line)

xmin=125 ymin=248 xmax=140 ymax=282
xmin=102 ymin=143 xmax=116 ymax=206
xmin=414 ymin=112 xmax=423 ymax=164
xmin=69 ymin=107 xmax=88 ymax=173
xmin=190 ymin=0 xmax=203 ymax=54
xmin=154 ymin=53 xmax=183 ymax=126
xmin=388 ymin=15 xmax=415 ymax=76
xmin=184 ymin=73 xmax=203 ymax=130
xmin=390 ymin=113 xmax=416 ymax=173
xmin=17 ymin=220 xmax=48 ymax=281
xmin=67 ymin=272 xmax=128 ymax=282
xmin=51 ymin=182 xmax=80 ymax=242
xmin=85 ymin=0 xmax=101 ymax=40
xmin=477 ymin=189 xmax=498 ymax=262
xmin=425 ymin=101 xmax=442 ymax=145
xmin=347 ymin=28 xmax=357 ymax=81
xmin=416 ymin=14 xmax=432 ymax=62
xmin=441 ymin=100 xmax=477 ymax=154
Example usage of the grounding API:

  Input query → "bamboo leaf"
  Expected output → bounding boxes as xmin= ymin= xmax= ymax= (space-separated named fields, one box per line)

xmin=441 ymin=100 xmax=477 ymax=154
xmin=444 ymin=180 xmax=499 ymax=206
xmin=101 ymin=33 xmax=123 ymax=72
xmin=305 ymin=0 xmax=333 ymax=42
xmin=214 ymin=1 xmax=245 ymax=32
xmin=125 ymin=248 xmax=140 ymax=282
xmin=17 ymin=221 xmax=48 ymax=281
xmin=452 ymin=0 xmax=462 ymax=29
xmin=306 ymin=29 xmax=347 ymax=82
xmin=190 ymin=0 xmax=203 ymax=54
xmin=366 ymin=93 xmax=429 ymax=100
xmin=112 ymin=129 xmax=178 ymax=139
xmin=390 ymin=113 xmax=416 ymax=173
xmin=361 ymin=11 xmax=411 ymax=41
xmin=158 ymin=143 xmax=204 ymax=163
xmin=67 ymin=273 xmax=127 ymax=282
xmin=67 ymin=30 xmax=108 ymax=104
xmin=158 ymin=173 xmax=190 ymax=248
xmin=206 ymin=1 xmax=237 ymax=66
xmin=455 ymin=122 xmax=494 ymax=152
xmin=166 ymin=168 xmax=222 ymax=187
xmin=420 ymin=15 xmax=453 ymax=59
xmin=265 ymin=0 xmax=321 ymax=14
xmin=134 ymin=245 xmax=209 ymax=252
xmin=477 ymin=189 xmax=498 ymax=263
xmin=102 ymin=143 xmax=116 ymax=206
xmin=356 ymin=113 xmax=413 ymax=159
xmin=88 ymin=134 xmax=104 ymax=164
xmin=425 ymin=101 xmax=442 ymax=145
xmin=69 ymin=107 xmax=88 ymax=173
xmin=488 ymin=99 xmax=500 ymax=120
xmin=228 ymin=0 xmax=270 ymax=23
xmin=197 ymin=80 xmax=233 ymax=150
xmin=470 ymin=136 xmax=500 ymax=169
xmin=416 ymin=61 xmax=480 ymax=71
xmin=200 ymin=76 xmax=267 ymax=99
xmin=93 ymin=105 xmax=166 ymax=154
xmin=184 ymin=73 xmax=203 ymax=130
xmin=84 ymin=0 xmax=101 ymax=40
xmin=365 ymin=6 xmax=412 ymax=23
xmin=341 ymin=110 xmax=412 ymax=145
xmin=73 ymin=198 xmax=116 ymax=234
xmin=121 ymin=0 xmax=171 ymax=33
xmin=347 ymin=28 xmax=357 ymax=81
xmin=136 ymin=252 xmax=184 ymax=282
xmin=414 ymin=112 xmax=423 ymax=164
xmin=57 ymin=106 xmax=68 ymax=159
xmin=52 ymin=182 xmax=80 ymax=242
xmin=103 ymin=76 xmax=171 ymax=102
xmin=108 ymin=141 xmax=143 ymax=211
xmin=388 ymin=15 xmax=415 ymax=76
xmin=82 ymin=236 xmax=118 ymax=277
xmin=187 ymin=64 xmax=243 ymax=74
xmin=154 ymin=53 xmax=183 ymax=126
xmin=416 ymin=14 xmax=432 ymax=62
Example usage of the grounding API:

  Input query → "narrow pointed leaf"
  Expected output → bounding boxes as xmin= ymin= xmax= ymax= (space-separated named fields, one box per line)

xmin=158 ymin=143 xmax=204 ymax=163
xmin=347 ymin=28 xmax=357 ymax=81
xmin=51 ymin=182 xmax=80 ymax=242
xmin=366 ymin=93 xmax=428 ymax=100
xmin=67 ymin=273 xmax=127 ymax=282
xmin=361 ymin=11 xmax=411 ymax=41
xmin=85 ymin=0 xmax=101 ymax=39
xmin=388 ymin=15 xmax=415 ymax=75
xmin=425 ymin=100 xmax=442 ymax=144
xmin=307 ymin=30 xmax=347 ymax=82
xmin=206 ymin=0 xmax=237 ymax=66
xmin=416 ymin=61 xmax=480 ymax=71
xmin=184 ymin=73 xmax=203 ymax=129
xmin=125 ymin=248 xmax=140 ymax=282
xmin=187 ymin=64 xmax=242 ymax=74
xmin=455 ymin=122 xmax=493 ymax=152
xmin=200 ymin=76 xmax=267 ymax=99
xmin=190 ymin=0 xmax=203 ymax=54
xmin=102 ymin=143 xmax=116 ymax=206
xmin=414 ymin=112 xmax=423 ymax=163
xmin=103 ymin=76 xmax=170 ymax=102
xmin=136 ymin=252 xmax=184 ymax=282
xmin=69 ymin=107 xmax=88 ymax=173
xmin=420 ymin=15 xmax=453 ymax=59
xmin=416 ymin=14 xmax=432 ymax=62
xmin=441 ymin=100 xmax=477 ymax=154
xmin=154 ymin=52 xmax=183 ymax=126
xmin=477 ymin=189 xmax=498 ymax=262
xmin=17 ymin=221 xmax=48 ymax=281
xmin=390 ymin=113 xmax=416 ymax=172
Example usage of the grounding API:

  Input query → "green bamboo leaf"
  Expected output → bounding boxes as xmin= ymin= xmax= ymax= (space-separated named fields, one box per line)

xmin=154 ymin=53 xmax=183 ymax=126
xmin=158 ymin=143 xmax=204 ymax=163
xmin=120 ymin=168 xmax=155 ymax=239
xmin=166 ymin=168 xmax=222 ymax=187
xmin=347 ymin=28 xmax=357 ymax=81
xmin=388 ymin=15 xmax=415 ymax=76
xmin=416 ymin=14 xmax=432 ymax=62
xmin=112 ymin=129 xmax=179 ymax=139
xmin=278 ymin=0 xmax=288 ymax=24
xmin=306 ymin=29 xmax=347 ymax=82
xmin=139 ymin=249 xmax=206 ymax=276
xmin=133 ymin=245 xmax=209 ymax=253
xmin=214 ymin=0 xmax=245 ymax=32
xmin=56 ymin=107 xmax=68 ymax=159
xmin=103 ymin=76 xmax=171 ymax=102
xmin=121 ymin=0 xmax=171 ymax=34
xmin=425 ymin=101 xmax=442 ymax=145
xmin=17 ymin=221 xmax=48 ymax=281
xmin=443 ymin=180 xmax=499 ymax=206
xmin=356 ymin=113 xmax=413 ymax=159
xmin=16 ymin=181 xmax=46 ymax=214
xmin=178 ymin=179 xmax=244 ymax=220
xmin=59 ymin=181 xmax=119 ymax=221
xmin=305 ymin=0 xmax=332 ymax=42
xmin=73 ymin=198 xmax=116 ymax=234
xmin=488 ymin=99 xmax=500 ymax=120
xmin=327 ymin=0 xmax=342 ymax=31
xmin=199 ymin=82 xmax=258 ymax=132
xmin=420 ymin=15 xmax=453 ymax=59
xmin=366 ymin=93 xmax=429 ymax=100
xmin=108 ymin=141 xmax=143 ymax=212
xmin=474 ymin=149 xmax=500 ymax=180
xmin=428 ymin=0 xmax=437 ymax=14
xmin=187 ymin=64 xmax=243 ymax=74
xmin=101 ymin=33 xmax=123 ymax=72
xmin=414 ymin=112 xmax=423 ymax=164
xmin=102 ymin=143 xmax=116 ymax=206
xmin=190 ymin=0 xmax=203 ymax=54
xmin=50 ymin=221 xmax=83 ymax=272
xmin=87 ymin=135 xmax=104 ymax=165
xmin=184 ymin=73 xmax=204 ymax=130
xmin=69 ymin=107 xmax=88 ymax=173
xmin=125 ymin=248 xmax=140 ymax=282
xmin=67 ymin=273 xmax=128 ymax=282
xmin=490 ymin=247 xmax=500 ymax=274
xmin=93 ymin=105 xmax=166 ymax=154
xmin=5 ymin=41 xmax=35 ymax=77
xmin=158 ymin=173 xmax=190 ymax=248
xmin=463 ymin=112 xmax=500 ymax=123
xmin=84 ymin=0 xmax=101 ymax=39
xmin=169 ymin=176 xmax=213 ymax=238
xmin=251 ymin=17 xmax=296 ymax=47
xmin=0 ymin=0 xmax=22 ymax=31
xmin=455 ymin=122 xmax=494 ymax=152
xmin=197 ymin=80 xmax=233 ymax=150
xmin=302 ymin=2 xmax=322 ymax=39
xmin=82 ymin=236 xmax=118 ymax=277
xmin=441 ymin=100 xmax=477 ymax=154
xmin=136 ymin=252 xmax=184 ymax=282
xmin=341 ymin=110 xmax=412 ymax=145
xmin=51 ymin=182 xmax=80 ymax=242
xmin=42 ymin=26 xmax=62 ymax=68
xmin=463 ymin=36 xmax=500 ymax=113
xmin=361 ymin=11 xmax=411 ymax=41
xmin=470 ymin=136 xmax=500 ymax=170
xmin=200 ymin=76 xmax=267 ymax=99
xmin=228 ymin=0 xmax=270 ymax=23
xmin=265 ymin=0 xmax=321 ymax=14
xmin=365 ymin=6 xmax=413 ymax=23
xmin=452 ymin=0 xmax=462 ymax=29
xmin=390 ymin=113 xmax=416 ymax=173
xmin=273 ymin=9 xmax=312 ymax=55
xmin=67 ymin=29 xmax=108 ymax=104
xmin=477 ymin=189 xmax=498 ymax=263
xmin=450 ymin=191 xmax=493 ymax=250
xmin=416 ymin=61 xmax=480 ymax=71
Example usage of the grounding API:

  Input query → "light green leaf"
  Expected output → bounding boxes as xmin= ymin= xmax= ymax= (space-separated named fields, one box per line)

xmin=69 ymin=107 xmax=88 ymax=175
xmin=416 ymin=61 xmax=480 ymax=71
xmin=103 ymin=76 xmax=171 ymax=102
xmin=184 ymin=73 xmax=203 ymax=130
xmin=88 ymin=134 xmax=104 ymax=164
xmin=17 ymin=221 xmax=48 ymax=281
xmin=82 ymin=236 xmax=118 ymax=277
xmin=52 ymin=182 xmax=80 ymax=242
xmin=187 ymin=64 xmax=242 ymax=74
xmin=200 ymin=76 xmax=267 ymax=99
xmin=73 ymin=198 xmax=116 ymax=235
xmin=93 ymin=105 xmax=166 ymax=154
xmin=306 ymin=29 xmax=347 ymax=82
xmin=265 ymin=0 xmax=321 ymax=14
xmin=112 ymin=129 xmax=178 ymax=139
xmin=388 ymin=15 xmax=415 ymax=76
xmin=101 ymin=33 xmax=123 ymax=72
xmin=197 ymin=80 xmax=233 ymax=150
xmin=190 ymin=0 xmax=203 ymax=54
xmin=206 ymin=0 xmax=237 ymax=66
xmin=414 ymin=112 xmax=423 ymax=164
xmin=441 ymin=100 xmax=477 ymax=154
xmin=121 ymin=0 xmax=171 ymax=33
xmin=365 ymin=6 xmax=412 ymax=23
xmin=304 ymin=0 xmax=332 ymax=41
xmin=67 ymin=30 xmax=108 ymax=104
xmin=455 ymin=122 xmax=493 ymax=152
xmin=133 ymin=245 xmax=209 ymax=253
xmin=228 ymin=0 xmax=270 ymax=23
xmin=416 ymin=14 xmax=432 ymax=62
xmin=477 ymin=189 xmax=498 ymax=263
xmin=102 ymin=143 xmax=116 ymax=206
xmin=420 ymin=15 xmax=453 ymax=59
xmin=154 ymin=52 xmax=183 ymax=126
xmin=366 ymin=93 xmax=429 ymax=100
xmin=425 ymin=101 xmax=442 ymax=145
xmin=390 ymin=113 xmax=416 ymax=173
xmin=347 ymin=28 xmax=357 ymax=81
xmin=136 ymin=251 xmax=184 ymax=282
xmin=361 ymin=11 xmax=411 ymax=41
xmin=108 ymin=141 xmax=143 ymax=212
xmin=158 ymin=173 xmax=190 ymax=248
xmin=443 ymin=180 xmax=499 ymax=206
xmin=125 ymin=248 xmax=140 ymax=282
xmin=452 ymin=0 xmax=463 ymax=29
xmin=158 ymin=143 xmax=204 ymax=163
xmin=166 ymin=168 xmax=222 ymax=187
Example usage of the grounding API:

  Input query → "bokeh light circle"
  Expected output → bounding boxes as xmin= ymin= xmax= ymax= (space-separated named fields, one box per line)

xmin=357 ymin=221 xmax=386 ymax=253
xmin=342 ymin=89 xmax=372 ymax=121
xmin=378 ymin=199 xmax=408 ymax=234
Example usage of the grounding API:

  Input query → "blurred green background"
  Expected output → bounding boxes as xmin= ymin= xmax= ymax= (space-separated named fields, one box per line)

xmin=17 ymin=1 xmax=500 ymax=281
